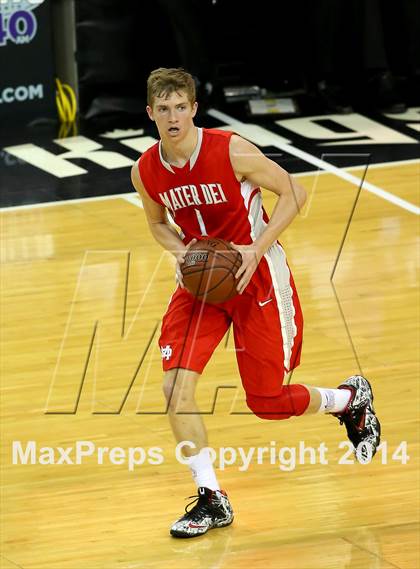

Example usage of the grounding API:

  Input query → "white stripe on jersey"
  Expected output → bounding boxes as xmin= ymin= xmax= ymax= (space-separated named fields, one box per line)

xmin=240 ymin=179 xmax=254 ymax=210
xmin=241 ymin=184 xmax=297 ymax=371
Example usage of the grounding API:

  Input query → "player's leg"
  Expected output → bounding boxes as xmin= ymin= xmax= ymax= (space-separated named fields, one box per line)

xmin=232 ymin=268 xmax=380 ymax=460
xmin=163 ymin=368 xmax=204 ymax=452
xmin=162 ymin=367 xmax=216 ymax=486
xmin=163 ymin=368 xmax=233 ymax=538
xmin=159 ymin=288 xmax=233 ymax=537
xmin=231 ymin=259 xmax=308 ymax=419
xmin=297 ymin=382 xmax=351 ymax=414
xmin=303 ymin=376 xmax=381 ymax=463
xmin=266 ymin=374 xmax=372 ymax=425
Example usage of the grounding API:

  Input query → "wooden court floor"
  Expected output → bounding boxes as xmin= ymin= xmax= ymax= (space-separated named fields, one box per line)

xmin=1 ymin=162 xmax=419 ymax=569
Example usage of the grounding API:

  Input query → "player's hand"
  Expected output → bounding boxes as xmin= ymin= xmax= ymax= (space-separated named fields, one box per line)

xmin=175 ymin=238 xmax=197 ymax=288
xmin=230 ymin=242 xmax=263 ymax=294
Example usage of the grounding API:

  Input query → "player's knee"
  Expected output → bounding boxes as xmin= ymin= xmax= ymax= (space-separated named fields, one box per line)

xmin=162 ymin=370 xmax=196 ymax=412
xmin=162 ymin=380 xmax=183 ymax=410
xmin=246 ymin=393 xmax=293 ymax=421
xmin=167 ymin=392 xmax=195 ymax=414
xmin=246 ymin=386 xmax=310 ymax=420
xmin=162 ymin=369 xmax=181 ymax=402
xmin=162 ymin=377 xmax=174 ymax=403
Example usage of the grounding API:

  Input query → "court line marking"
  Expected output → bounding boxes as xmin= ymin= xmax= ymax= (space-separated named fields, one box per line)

xmin=122 ymin=193 xmax=143 ymax=208
xmin=301 ymin=157 xmax=420 ymax=173
xmin=0 ymin=192 xmax=135 ymax=212
xmin=208 ymin=108 xmax=420 ymax=215
xmin=0 ymin=161 xmax=418 ymax=213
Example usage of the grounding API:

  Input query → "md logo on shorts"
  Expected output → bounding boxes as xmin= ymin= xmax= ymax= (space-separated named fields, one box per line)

xmin=161 ymin=345 xmax=173 ymax=361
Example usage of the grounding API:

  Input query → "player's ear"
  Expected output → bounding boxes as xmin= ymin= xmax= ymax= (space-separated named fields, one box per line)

xmin=146 ymin=105 xmax=154 ymax=121
xmin=191 ymin=101 xmax=198 ymax=118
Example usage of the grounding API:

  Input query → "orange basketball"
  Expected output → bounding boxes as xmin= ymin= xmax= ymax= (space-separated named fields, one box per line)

xmin=181 ymin=238 xmax=242 ymax=303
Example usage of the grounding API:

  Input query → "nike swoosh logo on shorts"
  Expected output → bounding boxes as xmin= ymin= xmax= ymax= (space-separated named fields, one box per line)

xmin=258 ymin=299 xmax=273 ymax=307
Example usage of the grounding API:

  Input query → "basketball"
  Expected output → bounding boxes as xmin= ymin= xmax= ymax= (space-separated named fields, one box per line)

xmin=181 ymin=238 xmax=242 ymax=303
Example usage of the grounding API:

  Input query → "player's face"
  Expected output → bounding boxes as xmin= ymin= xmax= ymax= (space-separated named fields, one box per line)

xmin=147 ymin=91 xmax=198 ymax=141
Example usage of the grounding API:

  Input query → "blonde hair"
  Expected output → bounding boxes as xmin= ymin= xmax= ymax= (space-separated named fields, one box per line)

xmin=147 ymin=67 xmax=196 ymax=107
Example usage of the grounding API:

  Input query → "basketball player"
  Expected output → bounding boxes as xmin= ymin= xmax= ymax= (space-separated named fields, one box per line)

xmin=130 ymin=68 xmax=381 ymax=538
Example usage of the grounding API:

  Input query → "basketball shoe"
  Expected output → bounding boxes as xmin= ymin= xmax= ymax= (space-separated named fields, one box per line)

xmin=170 ymin=487 xmax=233 ymax=538
xmin=333 ymin=375 xmax=381 ymax=462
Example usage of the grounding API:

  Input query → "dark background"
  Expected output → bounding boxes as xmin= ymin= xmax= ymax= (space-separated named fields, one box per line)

xmin=73 ymin=0 xmax=420 ymax=121
xmin=2 ymin=0 xmax=419 ymax=126
xmin=0 ymin=0 xmax=419 ymax=209
xmin=0 ymin=0 xmax=55 ymax=121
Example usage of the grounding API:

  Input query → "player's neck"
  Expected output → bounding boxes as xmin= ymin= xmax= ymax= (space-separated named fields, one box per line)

xmin=160 ymin=126 xmax=198 ymax=168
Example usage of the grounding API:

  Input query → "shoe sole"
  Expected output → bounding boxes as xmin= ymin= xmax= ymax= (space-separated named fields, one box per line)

xmin=337 ymin=376 xmax=381 ymax=462
xmin=354 ymin=376 xmax=381 ymax=460
xmin=170 ymin=518 xmax=233 ymax=539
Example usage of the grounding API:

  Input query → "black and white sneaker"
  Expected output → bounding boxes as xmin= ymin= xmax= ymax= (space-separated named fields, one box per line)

xmin=170 ymin=487 xmax=234 ymax=538
xmin=333 ymin=375 xmax=381 ymax=463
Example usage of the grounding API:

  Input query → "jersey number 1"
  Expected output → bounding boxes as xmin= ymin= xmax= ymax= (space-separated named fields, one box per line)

xmin=194 ymin=208 xmax=208 ymax=236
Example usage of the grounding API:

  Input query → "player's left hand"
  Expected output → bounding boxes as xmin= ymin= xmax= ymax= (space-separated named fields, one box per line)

xmin=230 ymin=242 xmax=263 ymax=294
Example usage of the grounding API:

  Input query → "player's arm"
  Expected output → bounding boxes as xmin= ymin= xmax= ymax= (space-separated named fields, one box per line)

xmin=229 ymin=135 xmax=307 ymax=293
xmin=230 ymin=134 xmax=306 ymax=254
xmin=130 ymin=161 xmax=196 ymax=286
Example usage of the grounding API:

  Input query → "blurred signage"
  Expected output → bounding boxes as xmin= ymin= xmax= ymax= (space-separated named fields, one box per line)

xmin=0 ymin=0 xmax=55 ymax=122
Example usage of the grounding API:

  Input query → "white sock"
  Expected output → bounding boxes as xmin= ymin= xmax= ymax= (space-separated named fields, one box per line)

xmin=188 ymin=448 xmax=220 ymax=491
xmin=315 ymin=387 xmax=352 ymax=413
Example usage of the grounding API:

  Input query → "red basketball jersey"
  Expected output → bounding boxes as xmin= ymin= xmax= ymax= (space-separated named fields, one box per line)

xmin=138 ymin=127 xmax=269 ymax=245
xmin=139 ymin=127 xmax=303 ymax=373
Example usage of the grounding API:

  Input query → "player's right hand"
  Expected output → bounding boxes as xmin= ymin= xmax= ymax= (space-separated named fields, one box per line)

xmin=175 ymin=238 xmax=197 ymax=288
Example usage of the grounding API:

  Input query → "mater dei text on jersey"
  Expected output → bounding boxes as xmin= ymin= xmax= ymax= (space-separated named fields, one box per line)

xmin=158 ymin=183 xmax=228 ymax=212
